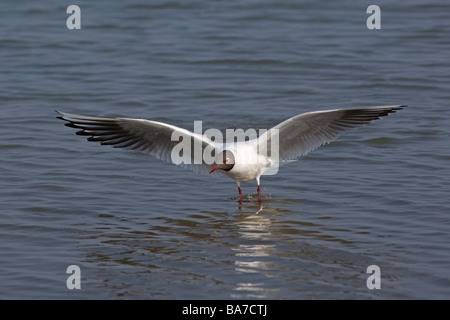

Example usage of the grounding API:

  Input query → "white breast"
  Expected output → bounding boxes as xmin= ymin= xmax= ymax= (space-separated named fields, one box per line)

xmin=223 ymin=142 xmax=271 ymax=182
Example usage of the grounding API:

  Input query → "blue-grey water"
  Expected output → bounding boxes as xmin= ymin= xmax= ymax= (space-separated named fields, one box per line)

xmin=1 ymin=0 xmax=449 ymax=299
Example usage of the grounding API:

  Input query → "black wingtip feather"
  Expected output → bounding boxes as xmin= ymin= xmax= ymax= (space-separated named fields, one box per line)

xmin=64 ymin=122 xmax=79 ymax=128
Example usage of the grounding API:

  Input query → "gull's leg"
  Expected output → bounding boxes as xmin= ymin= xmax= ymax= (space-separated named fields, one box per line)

xmin=256 ymin=176 xmax=261 ymax=203
xmin=237 ymin=181 xmax=242 ymax=203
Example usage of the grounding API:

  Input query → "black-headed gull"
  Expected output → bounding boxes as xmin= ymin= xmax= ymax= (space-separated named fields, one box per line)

xmin=57 ymin=105 xmax=405 ymax=203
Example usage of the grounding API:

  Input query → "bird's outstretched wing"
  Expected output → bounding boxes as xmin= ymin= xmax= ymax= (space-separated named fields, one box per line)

xmin=258 ymin=105 xmax=406 ymax=161
xmin=57 ymin=111 xmax=220 ymax=175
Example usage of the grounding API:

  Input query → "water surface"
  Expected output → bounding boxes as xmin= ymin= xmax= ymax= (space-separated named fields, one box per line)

xmin=1 ymin=0 xmax=449 ymax=299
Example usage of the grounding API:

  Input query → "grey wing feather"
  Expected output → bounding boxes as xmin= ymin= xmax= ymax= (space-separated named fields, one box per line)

xmin=57 ymin=111 xmax=219 ymax=175
xmin=258 ymin=105 xmax=406 ymax=161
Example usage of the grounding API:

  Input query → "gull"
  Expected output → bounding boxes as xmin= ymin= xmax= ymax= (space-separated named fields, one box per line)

xmin=57 ymin=105 xmax=405 ymax=203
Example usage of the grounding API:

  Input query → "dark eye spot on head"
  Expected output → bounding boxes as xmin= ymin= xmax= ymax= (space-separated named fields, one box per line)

xmin=219 ymin=150 xmax=235 ymax=171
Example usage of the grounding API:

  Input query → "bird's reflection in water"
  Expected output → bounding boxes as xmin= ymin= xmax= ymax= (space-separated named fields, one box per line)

xmin=236 ymin=194 xmax=296 ymax=214
xmin=79 ymin=195 xmax=309 ymax=298
xmin=230 ymin=198 xmax=291 ymax=298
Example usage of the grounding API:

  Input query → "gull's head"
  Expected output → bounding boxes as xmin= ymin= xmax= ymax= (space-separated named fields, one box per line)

xmin=209 ymin=150 xmax=235 ymax=174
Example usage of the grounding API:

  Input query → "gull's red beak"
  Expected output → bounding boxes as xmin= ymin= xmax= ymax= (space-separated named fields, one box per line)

xmin=209 ymin=165 xmax=219 ymax=174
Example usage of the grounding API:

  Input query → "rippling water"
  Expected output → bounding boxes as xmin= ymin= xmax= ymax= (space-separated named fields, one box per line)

xmin=1 ymin=0 xmax=449 ymax=299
